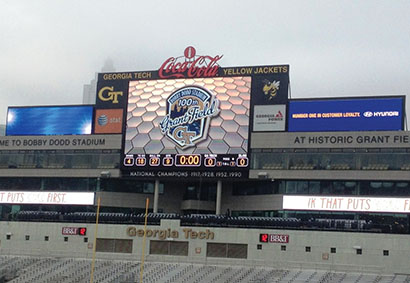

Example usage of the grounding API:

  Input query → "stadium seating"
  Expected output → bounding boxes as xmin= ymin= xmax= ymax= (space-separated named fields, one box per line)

xmin=0 ymin=255 xmax=404 ymax=283
xmin=9 ymin=210 xmax=406 ymax=234
xmin=261 ymin=163 xmax=284 ymax=170
xmin=362 ymin=164 xmax=389 ymax=170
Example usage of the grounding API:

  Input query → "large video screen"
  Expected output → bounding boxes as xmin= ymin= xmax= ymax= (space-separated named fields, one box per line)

xmin=6 ymin=106 xmax=93 ymax=136
xmin=288 ymin=97 xmax=404 ymax=132
xmin=96 ymin=55 xmax=290 ymax=179
xmin=123 ymin=77 xmax=251 ymax=178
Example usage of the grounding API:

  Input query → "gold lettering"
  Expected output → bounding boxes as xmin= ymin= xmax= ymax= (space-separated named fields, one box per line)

xmin=126 ymin=227 xmax=136 ymax=237
xmin=159 ymin=230 xmax=166 ymax=240
xmin=183 ymin=228 xmax=191 ymax=239
xmin=98 ymin=86 xmax=123 ymax=104
xmin=103 ymin=73 xmax=132 ymax=80
xmin=223 ymin=68 xmax=233 ymax=75
xmin=134 ymin=72 xmax=152 ymax=79
xmin=127 ymin=227 xmax=212 ymax=240
xmin=206 ymin=229 xmax=214 ymax=240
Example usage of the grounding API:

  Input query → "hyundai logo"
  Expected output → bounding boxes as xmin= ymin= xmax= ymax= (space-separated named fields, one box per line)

xmin=363 ymin=111 xmax=373 ymax=117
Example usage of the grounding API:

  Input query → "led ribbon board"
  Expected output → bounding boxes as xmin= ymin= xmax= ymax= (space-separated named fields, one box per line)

xmin=283 ymin=195 xmax=410 ymax=214
xmin=0 ymin=191 xmax=95 ymax=205
xmin=288 ymin=97 xmax=404 ymax=132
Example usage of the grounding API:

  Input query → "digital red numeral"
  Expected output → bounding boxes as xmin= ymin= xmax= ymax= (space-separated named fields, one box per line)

xmin=79 ymin=228 xmax=87 ymax=236
xmin=260 ymin=234 xmax=269 ymax=243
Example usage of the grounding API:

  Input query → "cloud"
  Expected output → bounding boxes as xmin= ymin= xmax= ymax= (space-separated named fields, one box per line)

xmin=1 ymin=0 xmax=409 ymax=126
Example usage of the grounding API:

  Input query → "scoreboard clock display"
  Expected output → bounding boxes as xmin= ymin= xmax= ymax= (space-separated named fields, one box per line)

xmin=175 ymin=155 xmax=201 ymax=167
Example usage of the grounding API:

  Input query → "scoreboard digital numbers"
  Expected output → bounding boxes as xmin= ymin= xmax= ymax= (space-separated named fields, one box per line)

xmin=124 ymin=153 xmax=249 ymax=178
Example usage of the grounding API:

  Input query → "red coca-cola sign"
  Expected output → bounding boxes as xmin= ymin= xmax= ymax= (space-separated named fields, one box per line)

xmin=159 ymin=46 xmax=223 ymax=79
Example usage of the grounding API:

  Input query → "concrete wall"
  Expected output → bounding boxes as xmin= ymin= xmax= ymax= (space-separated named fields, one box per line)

xmin=221 ymin=184 xmax=283 ymax=212
xmin=1 ymin=221 xmax=409 ymax=275
xmin=96 ymin=185 xmax=184 ymax=213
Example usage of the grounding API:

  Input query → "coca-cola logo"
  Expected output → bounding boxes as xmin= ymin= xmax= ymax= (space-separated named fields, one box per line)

xmin=159 ymin=46 xmax=223 ymax=79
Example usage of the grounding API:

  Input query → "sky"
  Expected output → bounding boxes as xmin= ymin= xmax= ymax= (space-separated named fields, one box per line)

xmin=1 ymin=0 xmax=409 ymax=127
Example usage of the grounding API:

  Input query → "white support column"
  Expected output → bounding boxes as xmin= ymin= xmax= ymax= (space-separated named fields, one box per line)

xmin=216 ymin=180 xmax=222 ymax=215
xmin=153 ymin=179 xmax=160 ymax=213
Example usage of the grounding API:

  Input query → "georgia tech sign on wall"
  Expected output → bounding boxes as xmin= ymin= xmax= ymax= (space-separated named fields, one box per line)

xmin=126 ymin=227 xmax=215 ymax=240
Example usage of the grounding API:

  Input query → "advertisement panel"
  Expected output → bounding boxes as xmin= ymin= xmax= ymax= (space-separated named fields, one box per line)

xmin=0 ymin=191 xmax=95 ymax=205
xmin=260 ymin=233 xmax=289 ymax=243
xmin=253 ymin=105 xmax=286 ymax=131
xmin=6 ymin=106 xmax=93 ymax=136
xmin=288 ymin=97 xmax=404 ymax=132
xmin=283 ymin=195 xmax=410 ymax=213
xmin=94 ymin=109 xmax=123 ymax=134
xmin=62 ymin=227 xmax=87 ymax=236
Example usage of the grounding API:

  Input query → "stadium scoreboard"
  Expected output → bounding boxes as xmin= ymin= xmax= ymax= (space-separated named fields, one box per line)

xmin=95 ymin=47 xmax=290 ymax=178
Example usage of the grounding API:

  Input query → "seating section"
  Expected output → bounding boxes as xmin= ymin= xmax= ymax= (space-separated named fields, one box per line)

xmin=362 ymin=164 xmax=389 ymax=170
xmin=329 ymin=164 xmax=351 ymax=170
xmin=401 ymin=164 xmax=410 ymax=170
xmin=290 ymin=164 xmax=316 ymax=170
xmin=0 ymin=255 xmax=405 ymax=283
xmin=9 ymin=211 xmax=408 ymax=234
xmin=262 ymin=163 xmax=284 ymax=170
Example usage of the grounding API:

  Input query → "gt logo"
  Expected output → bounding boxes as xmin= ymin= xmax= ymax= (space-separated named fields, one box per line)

xmin=173 ymin=126 xmax=196 ymax=146
xmin=98 ymin=86 xmax=123 ymax=104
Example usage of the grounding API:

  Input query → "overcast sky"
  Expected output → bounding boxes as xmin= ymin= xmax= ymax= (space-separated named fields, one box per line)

xmin=1 ymin=0 xmax=409 ymax=127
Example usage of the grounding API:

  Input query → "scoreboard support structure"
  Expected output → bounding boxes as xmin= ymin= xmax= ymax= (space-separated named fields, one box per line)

xmin=216 ymin=180 xmax=222 ymax=215
xmin=153 ymin=179 xmax=160 ymax=213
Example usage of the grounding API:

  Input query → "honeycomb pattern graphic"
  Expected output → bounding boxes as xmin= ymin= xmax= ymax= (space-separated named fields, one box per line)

xmin=125 ymin=77 xmax=251 ymax=155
